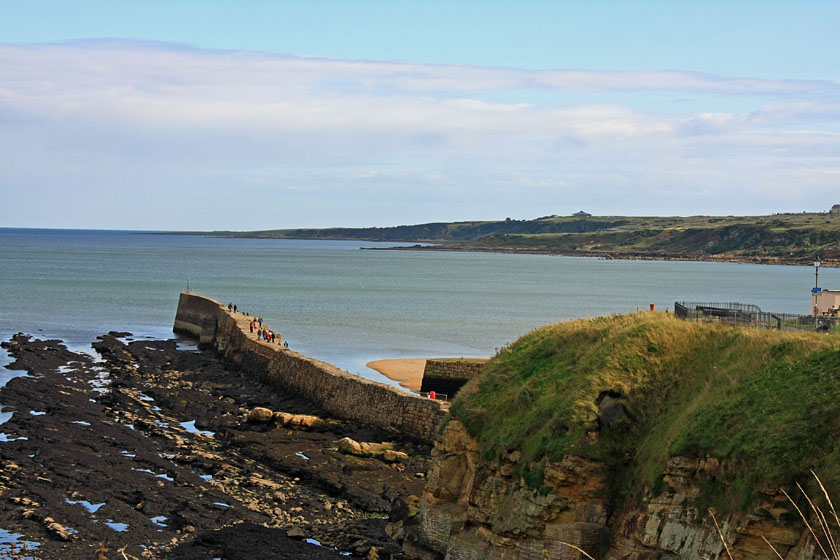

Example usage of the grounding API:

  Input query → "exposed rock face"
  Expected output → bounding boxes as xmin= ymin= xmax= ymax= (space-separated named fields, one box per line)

xmin=413 ymin=420 xmax=825 ymax=560
xmin=416 ymin=420 xmax=610 ymax=559
xmin=609 ymin=455 xmax=820 ymax=560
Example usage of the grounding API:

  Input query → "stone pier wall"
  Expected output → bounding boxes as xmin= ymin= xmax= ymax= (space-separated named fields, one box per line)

xmin=173 ymin=292 xmax=447 ymax=441
xmin=420 ymin=358 xmax=488 ymax=396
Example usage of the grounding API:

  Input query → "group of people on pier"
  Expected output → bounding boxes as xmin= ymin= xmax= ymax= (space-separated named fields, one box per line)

xmin=257 ymin=326 xmax=276 ymax=343
xmin=228 ymin=302 xmax=289 ymax=348
xmin=248 ymin=316 xmax=289 ymax=348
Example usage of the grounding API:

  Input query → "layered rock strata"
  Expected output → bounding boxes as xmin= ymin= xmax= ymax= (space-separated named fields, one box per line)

xmin=411 ymin=420 xmax=826 ymax=560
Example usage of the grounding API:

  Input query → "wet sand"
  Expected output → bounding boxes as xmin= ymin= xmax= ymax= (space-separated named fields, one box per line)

xmin=365 ymin=359 xmax=427 ymax=392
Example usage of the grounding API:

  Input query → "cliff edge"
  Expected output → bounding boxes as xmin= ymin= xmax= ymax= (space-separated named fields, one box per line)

xmin=404 ymin=313 xmax=840 ymax=559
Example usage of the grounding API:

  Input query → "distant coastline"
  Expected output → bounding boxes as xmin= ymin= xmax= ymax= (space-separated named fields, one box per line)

xmin=163 ymin=210 xmax=840 ymax=268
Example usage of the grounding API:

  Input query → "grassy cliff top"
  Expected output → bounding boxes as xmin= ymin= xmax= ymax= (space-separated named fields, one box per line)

xmin=450 ymin=312 xmax=840 ymax=509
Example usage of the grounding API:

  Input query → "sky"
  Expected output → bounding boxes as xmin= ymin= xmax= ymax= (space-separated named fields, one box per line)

xmin=1 ymin=1 xmax=839 ymax=230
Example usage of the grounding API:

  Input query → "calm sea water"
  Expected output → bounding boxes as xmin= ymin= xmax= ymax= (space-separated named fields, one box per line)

xmin=1 ymin=228 xmax=836 ymax=387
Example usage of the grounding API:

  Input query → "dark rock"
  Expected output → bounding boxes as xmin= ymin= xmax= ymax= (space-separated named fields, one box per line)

xmin=287 ymin=525 xmax=306 ymax=538
xmin=170 ymin=524 xmax=347 ymax=559
xmin=0 ymin=332 xmax=429 ymax=559
xmin=596 ymin=391 xmax=633 ymax=431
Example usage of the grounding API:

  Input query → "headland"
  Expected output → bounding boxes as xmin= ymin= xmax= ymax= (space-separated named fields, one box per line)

xmin=167 ymin=209 xmax=840 ymax=267
xmin=411 ymin=311 xmax=840 ymax=559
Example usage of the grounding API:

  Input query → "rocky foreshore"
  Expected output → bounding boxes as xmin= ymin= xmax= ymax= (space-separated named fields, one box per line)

xmin=0 ymin=332 xmax=430 ymax=559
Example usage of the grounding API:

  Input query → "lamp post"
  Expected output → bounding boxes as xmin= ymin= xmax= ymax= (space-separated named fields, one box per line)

xmin=815 ymin=257 xmax=821 ymax=290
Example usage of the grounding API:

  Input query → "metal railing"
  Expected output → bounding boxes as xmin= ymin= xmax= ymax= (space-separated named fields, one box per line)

xmin=418 ymin=391 xmax=449 ymax=401
xmin=675 ymin=301 xmax=839 ymax=334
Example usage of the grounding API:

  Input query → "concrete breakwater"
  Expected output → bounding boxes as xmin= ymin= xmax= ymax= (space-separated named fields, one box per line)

xmin=173 ymin=292 xmax=447 ymax=442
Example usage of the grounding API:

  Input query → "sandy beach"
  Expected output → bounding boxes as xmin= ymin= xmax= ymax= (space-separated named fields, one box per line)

xmin=366 ymin=358 xmax=427 ymax=392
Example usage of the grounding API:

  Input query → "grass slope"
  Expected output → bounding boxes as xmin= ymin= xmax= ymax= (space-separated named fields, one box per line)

xmin=450 ymin=313 xmax=840 ymax=510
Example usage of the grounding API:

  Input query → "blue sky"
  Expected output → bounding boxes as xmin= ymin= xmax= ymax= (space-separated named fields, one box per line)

xmin=4 ymin=1 xmax=838 ymax=79
xmin=1 ymin=1 xmax=839 ymax=229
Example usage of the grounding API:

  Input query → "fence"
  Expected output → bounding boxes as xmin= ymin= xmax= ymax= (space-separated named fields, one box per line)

xmin=418 ymin=391 xmax=449 ymax=402
xmin=674 ymin=301 xmax=840 ymax=334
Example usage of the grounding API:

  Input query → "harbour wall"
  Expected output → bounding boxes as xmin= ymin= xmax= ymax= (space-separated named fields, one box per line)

xmin=419 ymin=358 xmax=488 ymax=396
xmin=173 ymin=292 xmax=447 ymax=442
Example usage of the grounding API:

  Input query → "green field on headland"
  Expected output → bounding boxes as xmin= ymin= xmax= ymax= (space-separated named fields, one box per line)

xmin=177 ymin=210 xmax=840 ymax=266
xmin=449 ymin=312 xmax=840 ymax=511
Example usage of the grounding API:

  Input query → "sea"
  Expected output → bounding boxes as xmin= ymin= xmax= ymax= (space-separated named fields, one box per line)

xmin=1 ymin=228 xmax=836 ymax=389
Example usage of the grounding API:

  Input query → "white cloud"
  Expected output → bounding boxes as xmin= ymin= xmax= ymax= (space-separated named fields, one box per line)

xmin=0 ymin=40 xmax=839 ymax=229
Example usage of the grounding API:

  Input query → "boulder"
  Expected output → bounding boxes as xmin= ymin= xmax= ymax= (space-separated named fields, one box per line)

xmin=382 ymin=449 xmax=409 ymax=463
xmin=286 ymin=526 xmax=306 ymax=539
xmin=274 ymin=412 xmax=327 ymax=429
xmin=337 ymin=436 xmax=364 ymax=454
xmin=336 ymin=437 xmax=408 ymax=462
xmin=43 ymin=517 xmax=76 ymax=541
xmin=247 ymin=407 xmax=274 ymax=423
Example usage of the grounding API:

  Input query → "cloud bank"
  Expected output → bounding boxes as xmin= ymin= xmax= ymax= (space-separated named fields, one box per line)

xmin=1 ymin=40 xmax=838 ymax=229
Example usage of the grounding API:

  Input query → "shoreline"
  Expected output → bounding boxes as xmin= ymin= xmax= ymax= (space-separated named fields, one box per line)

xmin=362 ymin=245 xmax=840 ymax=268
xmin=157 ymin=232 xmax=838 ymax=268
